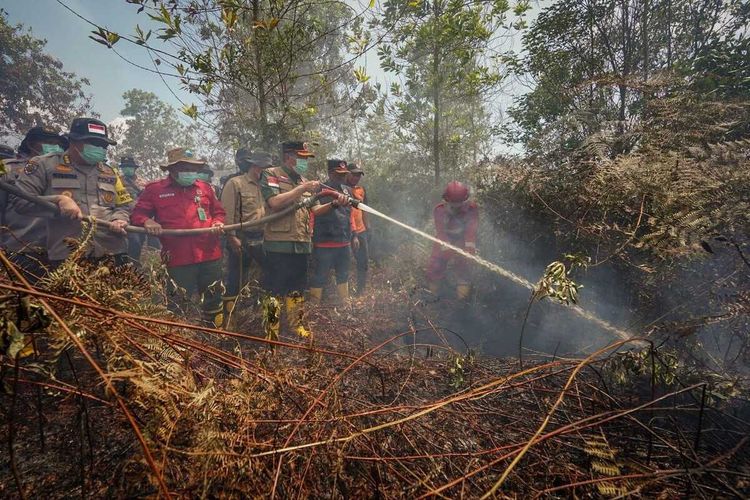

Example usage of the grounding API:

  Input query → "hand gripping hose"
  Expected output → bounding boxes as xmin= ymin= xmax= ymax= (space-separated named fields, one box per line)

xmin=0 ymin=180 xmax=332 ymax=237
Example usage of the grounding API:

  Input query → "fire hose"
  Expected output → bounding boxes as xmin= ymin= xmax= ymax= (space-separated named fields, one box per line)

xmin=0 ymin=181 xmax=354 ymax=236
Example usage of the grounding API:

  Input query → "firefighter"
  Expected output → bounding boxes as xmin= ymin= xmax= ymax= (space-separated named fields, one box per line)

xmin=130 ymin=147 xmax=226 ymax=327
xmin=309 ymin=159 xmax=357 ymax=303
xmin=259 ymin=141 xmax=348 ymax=340
xmin=427 ymin=181 xmax=479 ymax=300
xmin=1 ymin=126 xmax=69 ymax=282
xmin=346 ymin=162 xmax=369 ymax=295
xmin=12 ymin=118 xmax=131 ymax=268
xmin=220 ymin=150 xmax=272 ymax=324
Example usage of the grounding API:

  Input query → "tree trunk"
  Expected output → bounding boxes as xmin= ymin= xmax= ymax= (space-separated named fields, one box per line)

xmin=252 ymin=0 xmax=269 ymax=148
xmin=432 ymin=0 xmax=442 ymax=186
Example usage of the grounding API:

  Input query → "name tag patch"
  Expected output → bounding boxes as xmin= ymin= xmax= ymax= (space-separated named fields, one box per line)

xmin=159 ymin=192 xmax=176 ymax=199
xmin=52 ymin=173 xmax=78 ymax=179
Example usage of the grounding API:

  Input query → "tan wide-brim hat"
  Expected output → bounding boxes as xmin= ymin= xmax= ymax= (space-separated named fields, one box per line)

xmin=160 ymin=147 xmax=207 ymax=170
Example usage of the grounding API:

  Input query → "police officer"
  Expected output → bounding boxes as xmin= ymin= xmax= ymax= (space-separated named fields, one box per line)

xmin=12 ymin=118 xmax=131 ymax=267
xmin=259 ymin=141 xmax=347 ymax=340
xmin=118 ymin=156 xmax=148 ymax=265
xmin=1 ymin=127 xmax=69 ymax=282
xmin=220 ymin=150 xmax=272 ymax=324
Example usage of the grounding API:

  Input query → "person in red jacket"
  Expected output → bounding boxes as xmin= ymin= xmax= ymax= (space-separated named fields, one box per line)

xmin=131 ymin=147 xmax=226 ymax=327
xmin=427 ymin=181 xmax=479 ymax=300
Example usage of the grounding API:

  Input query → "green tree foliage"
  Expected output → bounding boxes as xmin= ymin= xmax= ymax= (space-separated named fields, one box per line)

xmin=0 ymin=10 xmax=92 ymax=136
xmin=377 ymin=0 xmax=520 ymax=184
xmin=110 ymin=89 xmax=195 ymax=180
xmin=507 ymin=0 xmax=750 ymax=161
xmin=116 ymin=0 xmax=367 ymax=150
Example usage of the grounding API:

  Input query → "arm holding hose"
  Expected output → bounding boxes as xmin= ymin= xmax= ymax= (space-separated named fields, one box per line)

xmin=267 ymin=180 xmax=320 ymax=212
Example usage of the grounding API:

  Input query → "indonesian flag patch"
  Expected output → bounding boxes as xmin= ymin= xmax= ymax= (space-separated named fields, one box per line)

xmin=266 ymin=176 xmax=280 ymax=188
xmin=88 ymin=123 xmax=106 ymax=135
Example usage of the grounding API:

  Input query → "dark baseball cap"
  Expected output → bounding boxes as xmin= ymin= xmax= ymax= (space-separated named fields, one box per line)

xmin=0 ymin=144 xmax=15 ymax=160
xmin=18 ymin=126 xmax=69 ymax=155
xmin=67 ymin=117 xmax=116 ymax=146
xmin=280 ymin=141 xmax=315 ymax=158
xmin=347 ymin=162 xmax=364 ymax=175
xmin=119 ymin=156 xmax=139 ymax=168
xmin=327 ymin=159 xmax=349 ymax=174
xmin=235 ymin=147 xmax=252 ymax=165
xmin=248 ymin=151 xmax=273 ymax=168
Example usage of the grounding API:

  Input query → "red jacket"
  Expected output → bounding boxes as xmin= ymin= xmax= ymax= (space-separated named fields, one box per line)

xmin=131 ymin=178 xmax=226 ymax=267
xmin=433 ymin=201 xmax=479 ymax=252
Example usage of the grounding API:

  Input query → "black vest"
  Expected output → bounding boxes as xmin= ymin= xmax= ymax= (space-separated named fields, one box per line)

xmin=312 ymin=183 xmax=352 ymax=244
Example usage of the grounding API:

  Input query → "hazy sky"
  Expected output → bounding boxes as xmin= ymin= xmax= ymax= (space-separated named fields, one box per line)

xmin=3 ymin=0 xmax=193 ymax=123
xmin=3 ymin=0 xmax=541 ymax=147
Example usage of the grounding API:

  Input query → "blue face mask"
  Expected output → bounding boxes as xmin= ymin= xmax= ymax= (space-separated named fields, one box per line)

xmin=80 ymin=143 xmax=107 ymax=165
xmin=41 ymin=143 xmax=64 ymax=155
xmin=175 ymin=171 xmax=200 ymax=187
xmin=295 ymin=158 xmax=309 ymax=175
xmin=196 ymin=172 xmax=211 ymax=182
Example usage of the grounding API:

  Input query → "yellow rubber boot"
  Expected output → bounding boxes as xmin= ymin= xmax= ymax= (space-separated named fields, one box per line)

xmin=222 ymin=298 xmax=237 ymax=328
xmin=308 ymin=287 xmax=323 ymax=303
xmin=262 ymin=296 xmax=282 ymax=342
xmin=286 ymin=294 xmax=311 ymax=338
xmin=336 ymin=282 xmax=350 ymax=303
xmin=456 ymin=284 xmax=471 ymax=300
xmin=202 ymin=309 xmax=224 ymax=329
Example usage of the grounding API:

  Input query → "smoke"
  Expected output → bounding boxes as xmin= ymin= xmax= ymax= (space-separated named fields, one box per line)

xmin=365 ymin=182 xmax=638 ymax=359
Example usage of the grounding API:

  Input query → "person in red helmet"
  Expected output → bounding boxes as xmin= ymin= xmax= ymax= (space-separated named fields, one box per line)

xmin=427 ymin=181 xmax=479 ymax=299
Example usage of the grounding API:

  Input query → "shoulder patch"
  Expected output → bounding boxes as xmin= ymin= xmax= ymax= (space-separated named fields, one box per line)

xmin=23 ymin=161 xmax=38 ymax=175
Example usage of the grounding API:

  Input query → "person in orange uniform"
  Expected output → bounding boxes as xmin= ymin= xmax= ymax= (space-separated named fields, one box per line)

xmin=131 ymin=147 xmax=226 ymax=327
xmin=427 ymin=181 xmax=479 ymax=300
xmin=346 ymin=162 xmax=369 ymax=296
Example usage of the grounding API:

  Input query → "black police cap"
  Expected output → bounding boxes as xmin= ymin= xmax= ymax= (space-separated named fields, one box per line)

xmin=327 ymin=158 xmax=349 ymax=172
xmin=67 ymin=117 xmax=116 ymax=145
xmin=119 ymin=156 xmax=139 ymax=168
xmin=235 ymin=147 xmax=252 ymax=165
xmin=18 ymin=126 xmax=69 ymax=155
xmin=0 ymin=144 xmax=15 ymax=160
xmin=280 ymin=141 xmax=315 ymax=157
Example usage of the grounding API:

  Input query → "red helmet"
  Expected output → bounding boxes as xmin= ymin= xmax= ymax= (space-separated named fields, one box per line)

xmin=443 ymin=181 xmax=470 ymax=203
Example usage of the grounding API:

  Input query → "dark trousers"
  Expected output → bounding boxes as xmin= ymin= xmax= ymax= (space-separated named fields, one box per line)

xmin=166 ymin=259 xmax=223 ymax=316
xmin=7 ymin=250 xmax=49 ymax=285
xmin=353 ymin=231 xmax=369 ymax=293
xmin=127 ymin=232 xmax=145 ymax=265
xmin=224 ymin=241 xmax=265 ymax=299
xmin=127 ymin=232 xmax=161 ymax=266
xmin=263 ymin=251 xmax=308 ymax=296
xmin=310 ymin=246 xmax=351 ymax=288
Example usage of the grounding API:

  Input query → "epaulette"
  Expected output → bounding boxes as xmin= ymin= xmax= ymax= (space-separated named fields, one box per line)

xmin=98 ymin=163 xmax=115 ymax=175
